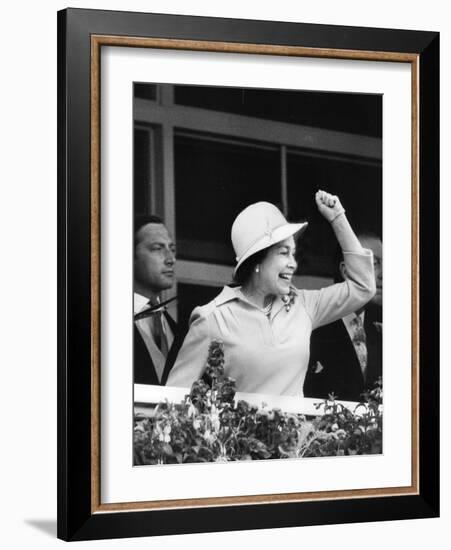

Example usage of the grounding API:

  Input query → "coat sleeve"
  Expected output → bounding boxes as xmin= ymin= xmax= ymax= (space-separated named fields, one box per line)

xmin=301 ymin=249 xmax=376 ymax=330
xmin=165 ymin=306 xmax=211 ymax=388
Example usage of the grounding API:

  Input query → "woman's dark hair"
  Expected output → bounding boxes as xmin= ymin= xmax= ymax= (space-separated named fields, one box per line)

xmin=233 ymin=248 xmax=269 ymax=285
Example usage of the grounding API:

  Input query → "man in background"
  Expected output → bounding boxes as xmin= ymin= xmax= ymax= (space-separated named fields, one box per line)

xmin=304 ymin=233 xmax=383 ymax=402
xmin=134 ymin=214 xmax=184 ymax=385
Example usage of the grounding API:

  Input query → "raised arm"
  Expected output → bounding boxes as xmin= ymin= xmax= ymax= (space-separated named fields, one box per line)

xmin=301 ymin=191 xmax=376 ymax=329
xmin=315 ymin=190 xmax=364 ymax=253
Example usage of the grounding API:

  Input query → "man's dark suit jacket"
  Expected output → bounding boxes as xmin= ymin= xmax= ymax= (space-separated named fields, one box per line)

xmin=303 ymin=306 xmax=382 ymax=402
xmin=134 ymin=312 xmax=186 ymax=386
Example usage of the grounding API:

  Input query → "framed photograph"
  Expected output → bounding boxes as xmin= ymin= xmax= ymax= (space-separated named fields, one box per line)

xmin=57 ymin=8 xmax=439 ymax=541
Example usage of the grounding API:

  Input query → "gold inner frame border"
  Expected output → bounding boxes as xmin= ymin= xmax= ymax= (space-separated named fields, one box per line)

xmin=90 ymin=35 xmax=420 ymax=514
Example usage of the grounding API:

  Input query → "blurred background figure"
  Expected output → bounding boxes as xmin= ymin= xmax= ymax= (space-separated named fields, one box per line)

xmin=304 ymin=233 xmax=382 ymax=401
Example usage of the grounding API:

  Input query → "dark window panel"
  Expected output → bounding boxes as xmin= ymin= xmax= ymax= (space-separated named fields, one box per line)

xmin=134 ymin=83 xmax=157 ymax=100
xmin=174 ymin=132 xmax=281 ymax=265
xmin=134 ymin=128 xmax=151 ymax=215
xmin=287 ymin=151 xmax=382 ymax=277
xmin=175 ymin=85 xmax=382 ymax=138
xmin=177 ymin=283 xmax=222 ymax=331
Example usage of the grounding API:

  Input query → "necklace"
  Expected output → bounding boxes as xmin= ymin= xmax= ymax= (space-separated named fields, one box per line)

xmin=240 ymin=287 xmax=274 ymax=317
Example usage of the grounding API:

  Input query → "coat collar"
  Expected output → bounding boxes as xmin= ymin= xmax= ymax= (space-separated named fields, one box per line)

xmin=213 ymin=285 xmax=243 ymax=306
xmin=214 ymin=285 xmax=298 ymax=315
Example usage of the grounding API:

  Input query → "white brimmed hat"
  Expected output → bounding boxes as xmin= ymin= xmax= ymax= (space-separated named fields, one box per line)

xmin=231 ymin=202 xmax=308 ymax=276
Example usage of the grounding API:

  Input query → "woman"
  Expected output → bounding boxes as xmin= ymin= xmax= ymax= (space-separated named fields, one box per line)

xmin=167 ymin=191 xmax=376 ymax=397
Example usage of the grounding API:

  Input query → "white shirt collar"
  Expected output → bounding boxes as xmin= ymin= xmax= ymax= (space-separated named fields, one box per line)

xmin=134 ymin=292 xmax=152 ymax=315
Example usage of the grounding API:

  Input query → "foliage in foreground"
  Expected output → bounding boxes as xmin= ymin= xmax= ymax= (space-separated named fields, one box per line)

xmin=134 ymin=341 xmax=382 ymax=465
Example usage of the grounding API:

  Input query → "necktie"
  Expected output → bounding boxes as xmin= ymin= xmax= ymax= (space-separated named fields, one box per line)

xmin=351 ymin=314 xmax=368 ymax=378
xmin=147 ymin=300 xmax=168 ymax=357
xmin=133 ymin=296 xmax=177 ymax=321
xmin=148 ymin=300 xmax=169 ymax=357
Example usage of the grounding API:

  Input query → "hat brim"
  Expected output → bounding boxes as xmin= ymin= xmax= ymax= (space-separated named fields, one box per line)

xmin=233 ymin=221 xmax=308 ymax=276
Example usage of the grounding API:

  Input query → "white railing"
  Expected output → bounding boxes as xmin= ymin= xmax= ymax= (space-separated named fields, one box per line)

xmin=134 ymin=384 xmax=360 ymax=417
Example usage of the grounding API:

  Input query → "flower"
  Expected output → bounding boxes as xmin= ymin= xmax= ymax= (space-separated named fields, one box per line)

xmin=156 ymin=423 xmax=171 ymax=443
xmin=187 ymin=404 xmax=196 ymax=418
xmin=193 ymin=418 xmax=202 ymax=430
xmin=216 ymin=376 xmax=236 ymax=403
xmin=203 ymin=429 xmax=216 ymax=444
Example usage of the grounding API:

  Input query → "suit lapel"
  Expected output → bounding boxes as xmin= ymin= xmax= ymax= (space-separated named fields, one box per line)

xmin=164 ymin=310 xmax=177 ymax=334
xmin=134 ymin=309 xmax=185 ymax=386
xmin=133 ymin=325 xmax=160 ymax=385
xmin=364 ymin=308 xmax=383 ymax=389
xmin=160 ymin=311 xmax=187 ymax=385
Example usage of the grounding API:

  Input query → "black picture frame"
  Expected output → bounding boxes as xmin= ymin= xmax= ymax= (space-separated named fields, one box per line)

xmin=57 ymin=8 xmax=439 ymax=541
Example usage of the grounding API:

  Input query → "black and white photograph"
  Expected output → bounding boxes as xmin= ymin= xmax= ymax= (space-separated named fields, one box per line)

xmin=132 ymin=83 xmax=383 ymax=466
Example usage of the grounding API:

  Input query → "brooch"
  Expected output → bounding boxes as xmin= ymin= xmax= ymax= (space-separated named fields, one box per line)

xmin=282 ymin=289 xmax=296 ymax=312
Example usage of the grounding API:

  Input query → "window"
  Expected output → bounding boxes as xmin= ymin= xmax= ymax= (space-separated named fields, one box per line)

xmin=174 ymin=131 xmax=281 ymax=265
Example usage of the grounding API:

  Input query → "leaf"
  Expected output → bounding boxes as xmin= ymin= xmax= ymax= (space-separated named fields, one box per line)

xmin=162 ymin=443 xmax=173 ymax=455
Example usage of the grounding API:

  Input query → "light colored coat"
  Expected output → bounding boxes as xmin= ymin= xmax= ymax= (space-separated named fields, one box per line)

xmin=167 ymin=250 xmax=375 ymax=397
